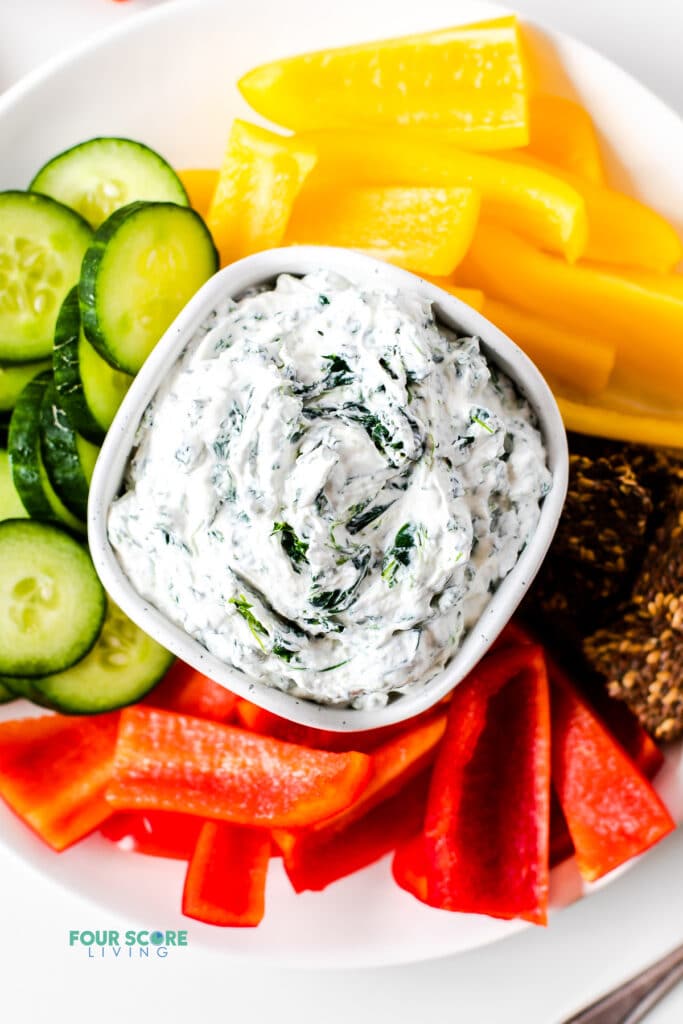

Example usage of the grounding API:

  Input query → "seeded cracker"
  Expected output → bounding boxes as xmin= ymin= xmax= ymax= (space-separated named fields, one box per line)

xmin=584 ymin=471 xmax=683 ymax=740
xmin=528 ymin=449 xmax=653 ymax=629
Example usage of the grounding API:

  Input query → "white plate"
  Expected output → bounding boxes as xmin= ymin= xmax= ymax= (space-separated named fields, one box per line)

xmin=1 ymin=0 xmax=682 ymax=968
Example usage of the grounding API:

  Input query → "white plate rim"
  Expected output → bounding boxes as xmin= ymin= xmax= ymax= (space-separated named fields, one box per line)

xmin=0 ymin=0 xmax=681 ymax=968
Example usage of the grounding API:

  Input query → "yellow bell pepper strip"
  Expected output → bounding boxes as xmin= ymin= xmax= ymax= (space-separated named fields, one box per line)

xmin=525 ymin=95 xmax=604 ymax=184
xmin=482 ymin=297 xmax=616 ymax=395
xmin=239 ymin=17 xmax=529 ymax=150
xmin=556 ymin=395 xmax=683 ymax=449
xmin=565 ymin=177 xmax=681 ymax=274
xmin=286 ymin=185 xmax=480 ymax=277
xmin=423 ymin=279 xmax=484 ymax=311
xmin=178 ymin=169 xmax=218 ymax=219
xmin=615 ymin=268 xmax=683 ymax=301
xmin=304 ymin=129 xmax=587 ymax=262
xmin=509 ymin=152 xmax=682 ymax=272
xmin=457 ymin=223 xmax=683 ymax=407
xmin=206 ymin=120 xmax=316 ymax=265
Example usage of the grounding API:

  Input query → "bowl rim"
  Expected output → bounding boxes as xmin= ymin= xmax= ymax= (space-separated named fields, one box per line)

xmin=88 ymin=244 xmax=568 ymax=732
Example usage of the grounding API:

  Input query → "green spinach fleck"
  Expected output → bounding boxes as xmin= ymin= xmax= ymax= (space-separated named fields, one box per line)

xmin=343 ymin=404 xmax=403 ymax=459
xmin=346 ymin=501 xmax=393 ymax=534
xmin=272 ymin=521 xmax=309 ymax=572
xmin=310 ymin=546 xmax=371 ymax=612
xmin=272 ymin=643 xmax=297 ymax=662
xmin=322 ymin=353 xmax=354 ymax=390
xmin=381 ymin=522 xmax=425 ymax=587
xmin=229 ymin=594 xmax=268 ymax=650
xmin=470 ymin=407 xmax=495 ymax=434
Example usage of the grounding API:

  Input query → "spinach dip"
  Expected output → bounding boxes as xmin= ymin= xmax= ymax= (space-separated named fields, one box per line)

xmin=108 ymin=270 xmax=551 ymax=708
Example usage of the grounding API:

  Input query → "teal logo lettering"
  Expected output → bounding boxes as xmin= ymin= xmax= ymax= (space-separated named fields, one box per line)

xmin=68 ymin=929 xmax=188 ymax=959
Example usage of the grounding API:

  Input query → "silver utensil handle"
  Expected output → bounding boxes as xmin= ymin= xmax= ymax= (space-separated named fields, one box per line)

xmin=562 ymin=943 xmax=683 ymax=1024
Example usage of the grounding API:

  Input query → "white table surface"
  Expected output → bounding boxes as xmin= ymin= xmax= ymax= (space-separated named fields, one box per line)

xmin=2 ymin=2 xmax=683 ymax=1022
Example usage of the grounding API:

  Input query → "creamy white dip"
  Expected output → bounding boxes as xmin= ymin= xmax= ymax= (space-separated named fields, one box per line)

xmin=108 ymin=270 xmax=551 ymax=708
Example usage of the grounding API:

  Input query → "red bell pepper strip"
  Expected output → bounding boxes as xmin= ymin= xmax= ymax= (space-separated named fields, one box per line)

xmin=317 ymin=711 xmax=445 ymax=829
xmin=100 ymin=810 xmax=203 ymax=860
xmin=574 ymin=675 xmax=664 ymax=780
xmin=496 ymin=621 xmax=664 ymax=779
xmin=394 ymin=786 xmax=575 ymax=903
xmin=234 ymin=699 xmax=360 ymax=751
xmin=492 ymin=619 xmax=534 ymax=650
xmin=549 ymin=789 xmax=575 ymax=868
xmin=182 ymin=821 xmax=271 ymax=926
xmin=0 ymin=712 xmax=119 ymax=851
xmin=234 ymin=697 xmax=447 ymax=753
xmin=392 ymin=833 xmax=428 ymax=902
xmin=423 ymin=644 xmax=551 ymax=924
xmin=105 ymin=707 xmax=372 ymax=828
xmin=282 ymin=772 xmax=431 ymax=893
xmin=145 ymin=661 xmax=237 ymax=723
xmin=274 ymin=712 xmax=446 ymax=858
xmin=550 ymin=661 xmax=674 ymax=882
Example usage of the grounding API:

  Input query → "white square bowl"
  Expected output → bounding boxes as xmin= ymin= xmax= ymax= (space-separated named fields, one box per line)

xmin=88 ymin=244 xmax=568 ymax=731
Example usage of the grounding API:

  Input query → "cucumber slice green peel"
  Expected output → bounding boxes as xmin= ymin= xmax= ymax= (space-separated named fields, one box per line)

xmin=0 ymin=674 xmax=39 ymax=703
xmin=8 ymin=371 xmax=85 ymax=533
xmin=26 ymin=602 xmax=174 ymax=715
xmin=53 ymin=286 xmax=131 ymax=444
xmin=0 ymin=448 xmax=28 ymax=522
xmin=0 ymin=191 xmax=92 ymax=363
xmin=79 ymin=201 xmax=218 ymax=374
xmin=39 ymin=381 xmax=99 ymax=522
xmin=0 ymin=360 xmax=52 ymax=413
xmin=0 ymin=680 xmax=16 ymax=704
xmin=30 ymin=137 xmax=189 ymax=229
xmin=0 ymin=519 xmax=105 ymax=676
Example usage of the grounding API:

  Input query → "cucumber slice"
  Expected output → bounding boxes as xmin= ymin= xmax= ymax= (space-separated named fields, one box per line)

xmin=80 ymin=201 xmax=218 ymax=374
xmin=39 ymin=381 xmax=99 ymax=521
xmin=0 ymin=674 xmax=39 ymax=703
xmin=30 ymin=137 xmax=189 ymax=229
xmin=0 ymin=519 xmax=105 ymax=676
xmin=0 ymin=360 xmax=52 ymax=412
xmin=9 ymin=372 xmax=57 ymax=520
xmin=53 ymin=286 xmax=131 ymax=444
xmin=8 ymin=372 xmax=85 ymax=532
xmin=0 ymin=449 xmax=28 ymax=521
xmin=0 ymin=191 xmax=92 ymax=363
xmin=29 ymin=602 xmax=174 ymax=714
xmin=77 ymin=434 xmax=99 ymax=483
xmin=0 ymin=680 xmax=16 ymax=704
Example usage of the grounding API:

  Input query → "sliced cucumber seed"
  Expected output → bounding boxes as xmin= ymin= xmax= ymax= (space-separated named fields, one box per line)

xmin=10 ymin=573 xmax=61 ymax=633
xmin=0 ymin=236 xmax=63 ymax=317
xmin=0 ymin=519 xmax=105 ymax=676
xmin=99 ymin=606 xmax=140 ymax=669
xmin=78 ymin=179 xmax=128 ymax=226
xmin=0 ymin=192 xmax=92 ymax=363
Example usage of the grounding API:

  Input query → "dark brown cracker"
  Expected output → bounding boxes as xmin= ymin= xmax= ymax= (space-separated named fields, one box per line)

xmin=528 ymin=449 xmax=653 ymax=628
xmin=584 ymin=484 xmax=683 ymax=740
